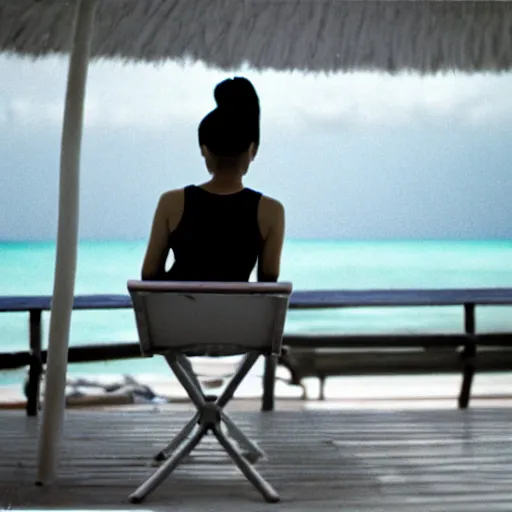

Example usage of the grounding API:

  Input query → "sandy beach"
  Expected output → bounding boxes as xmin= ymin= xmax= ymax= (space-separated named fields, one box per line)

xmin=2 ymin=372 xmax=512 ymax=410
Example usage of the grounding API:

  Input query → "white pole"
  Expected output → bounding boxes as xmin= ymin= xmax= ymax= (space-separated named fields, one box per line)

xmin=36 ymin=0 xmax=97 ymax=485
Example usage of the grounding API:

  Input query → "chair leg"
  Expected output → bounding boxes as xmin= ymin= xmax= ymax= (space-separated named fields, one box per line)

xmin=217 ymin=352 xmax=260 ymax=408
xmin=221 ymin=411 xmax=266 ymax=462
xmin=176 ymin=354 xmax=206 ymax=392
xmin=154 ymin=412 xmax=200 ymax=461
xmin=166 ymin=354 xmax=206 ymax=408
xmin=130 ymin=424 xmax=208 ymax=504
xmin=142 ymin=350 xmax=275 ymax=504
xmin=211 ymin=424 xmax=280 ymax=503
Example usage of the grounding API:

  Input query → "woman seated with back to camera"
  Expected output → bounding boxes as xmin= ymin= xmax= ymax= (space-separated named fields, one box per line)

xmin=141 ymin=77 xmax=285 ymax=283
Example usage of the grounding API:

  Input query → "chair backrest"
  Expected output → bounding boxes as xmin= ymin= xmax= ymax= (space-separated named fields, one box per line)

xmin=127 ymin=280 xmax=293 ymax=357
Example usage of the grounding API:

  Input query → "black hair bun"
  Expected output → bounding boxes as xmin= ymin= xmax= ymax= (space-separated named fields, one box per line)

xmin=198 ymin=76 xmax=261 ymax=157
xmin=214 ymin=76 xmax=260 ymax=115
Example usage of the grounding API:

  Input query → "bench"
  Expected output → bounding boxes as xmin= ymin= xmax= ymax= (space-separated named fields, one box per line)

xmin=276 ymin=289 xmax=512 ymax=409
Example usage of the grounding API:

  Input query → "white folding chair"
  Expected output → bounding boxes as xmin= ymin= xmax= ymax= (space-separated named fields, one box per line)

xmin=127 ymin=280 xmax=292 ymax=504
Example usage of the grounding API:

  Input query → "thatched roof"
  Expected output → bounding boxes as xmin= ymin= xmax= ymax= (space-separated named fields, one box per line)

xmin=1 ymin=0 xmax=511 ymax=73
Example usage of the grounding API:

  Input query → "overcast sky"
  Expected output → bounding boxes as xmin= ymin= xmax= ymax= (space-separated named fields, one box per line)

xmin=1 ymin=56 xmax=511 ymax=241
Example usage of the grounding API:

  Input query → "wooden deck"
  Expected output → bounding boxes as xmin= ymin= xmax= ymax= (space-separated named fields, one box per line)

xmin=1 ymin=406 xmax=512 ymax=511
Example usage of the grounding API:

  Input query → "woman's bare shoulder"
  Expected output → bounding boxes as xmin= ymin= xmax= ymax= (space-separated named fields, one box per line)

xmin=259 ymin=194 xmax=285 ymax=214
xmin=257 ymin=194 xmax=285 ymax=240
xmin=157 ymin=188 xmax=185 ymax=210
xmin=157 ymin=189 xmax=186 ymax=231
xmin=160 ymin=188 xmax=185 ymax=202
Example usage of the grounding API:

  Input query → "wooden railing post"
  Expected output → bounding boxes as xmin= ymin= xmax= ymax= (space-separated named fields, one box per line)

xmin=262 ymin=355 xmax=276 ymax=411
xmin=27 ymin=309 xmax=43 ymax=416
xmin=459 ymin=303 xmax=477 ymax=409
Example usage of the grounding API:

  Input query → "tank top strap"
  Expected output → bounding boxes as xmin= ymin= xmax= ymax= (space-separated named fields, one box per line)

xmin=240 ymin=187 xmax=263 ymax=207
xmin=184 ymin=184 xmax=199 ymax=198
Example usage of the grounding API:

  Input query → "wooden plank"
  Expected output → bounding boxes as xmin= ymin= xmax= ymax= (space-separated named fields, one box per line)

xmin=282 ymin=348 xmax=512 ymax=378
xmin=0 ymin=294 xmax=131 ymax=312
xmin=3 ymin=337 xmax=512 ymax=379
xmin=289 ymin=288 xmax=512 ymax=308
xmin=284 ymin=333 xmax=512 ymax=348
xmin=0 ymin=343 xmax=142 ymax=371
xmin=1 ymin=408 xmax=512 ymax=511
xmin=3 ymin=335 xmax=512 ymax=372
xmin=2 ymin=287 xmax=512 ymax=312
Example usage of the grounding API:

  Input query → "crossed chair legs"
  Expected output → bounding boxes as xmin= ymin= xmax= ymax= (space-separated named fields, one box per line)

xmin=129 ymin=351 xmax=280 ymax=504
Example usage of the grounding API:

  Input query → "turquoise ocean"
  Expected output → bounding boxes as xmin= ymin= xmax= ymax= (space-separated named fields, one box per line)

xmin=1 ymin=240 xmax=512 ymax=398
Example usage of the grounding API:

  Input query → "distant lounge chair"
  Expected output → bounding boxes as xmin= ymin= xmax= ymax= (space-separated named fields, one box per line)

xmin=127 ymin=280 xmax=292 ymax=504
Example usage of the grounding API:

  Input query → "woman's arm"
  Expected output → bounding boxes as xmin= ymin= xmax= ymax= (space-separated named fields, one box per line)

xmin=257 ymin=198 xmax=285 ymax=282
xmin=141 ymin=194 xmax=170 ymax=280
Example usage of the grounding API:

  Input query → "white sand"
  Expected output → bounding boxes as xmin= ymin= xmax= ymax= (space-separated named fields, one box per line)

xmin=2 ymin=372 xmax=512 ymax=408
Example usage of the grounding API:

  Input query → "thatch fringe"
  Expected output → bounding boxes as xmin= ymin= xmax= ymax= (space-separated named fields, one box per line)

xmin=0 ymin=0 xmax=511 ymax=73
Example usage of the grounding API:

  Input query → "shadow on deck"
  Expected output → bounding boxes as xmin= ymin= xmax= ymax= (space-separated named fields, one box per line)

xmin=1 ymin=406 xmax=511 ymax=511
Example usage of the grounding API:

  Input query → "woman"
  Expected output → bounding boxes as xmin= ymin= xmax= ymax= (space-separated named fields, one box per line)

xmin=141 ymin=77 xmax=285 ymax=283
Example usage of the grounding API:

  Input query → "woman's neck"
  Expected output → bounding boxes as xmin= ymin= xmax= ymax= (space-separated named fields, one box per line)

xmin=200 ymin=175 xmax=244 ymax=195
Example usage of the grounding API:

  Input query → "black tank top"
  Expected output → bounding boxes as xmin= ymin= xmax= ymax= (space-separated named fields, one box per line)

xmin=164 ymin=185 xmax=263 ymax=282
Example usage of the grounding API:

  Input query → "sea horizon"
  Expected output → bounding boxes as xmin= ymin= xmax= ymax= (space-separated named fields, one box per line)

xmin=2 ymin=237 xmax=512 ymax=244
